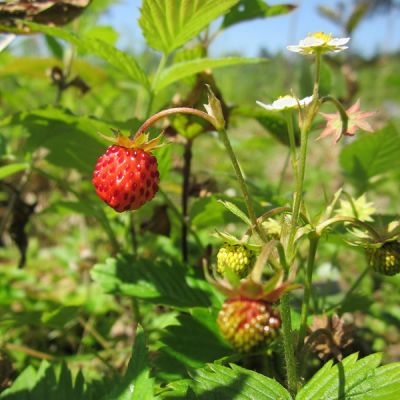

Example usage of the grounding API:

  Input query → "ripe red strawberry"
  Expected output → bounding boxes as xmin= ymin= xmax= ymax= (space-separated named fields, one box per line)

xmin=92 ymin=133 xmax=161 ymax=212
xmin=217 ymin=297 xmax=281 ymax=352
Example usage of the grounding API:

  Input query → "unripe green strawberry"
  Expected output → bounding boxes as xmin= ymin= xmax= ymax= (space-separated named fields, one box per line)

xmin=367 ymin=242 xmax=400 ymax=276
xmin=217 ymin=244 xmax=255 ymax=279
xmin=93 ymin=145 xmax=159 ymax=212
xmin=217 ymin=297 xmax=281 ymax=352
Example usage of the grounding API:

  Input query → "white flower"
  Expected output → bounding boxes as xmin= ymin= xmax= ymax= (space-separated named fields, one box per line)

xmin=256 ymin=95 xmax=313 ymax=112
xmin=287 ymin=32 xmax=350 ymax=55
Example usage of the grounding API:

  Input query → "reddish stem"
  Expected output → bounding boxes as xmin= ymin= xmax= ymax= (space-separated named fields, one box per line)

xmin=133 ymin=107 xmax=216 ymax=139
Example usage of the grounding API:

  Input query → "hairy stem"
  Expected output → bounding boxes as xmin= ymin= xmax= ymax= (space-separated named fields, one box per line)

xmin=280 ymin=294 xmax=298 ymax=396
xmin=297 ymin=236 xmax=319 ymax=350
xmin=286 ymin=123 xmax=310 ymax=261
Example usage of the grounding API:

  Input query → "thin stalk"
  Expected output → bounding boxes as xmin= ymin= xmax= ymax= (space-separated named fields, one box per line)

xmin=313 ymin=51 xmax=322 ymax=99
xmin=151 ymin=53 xmax=167 ymax=91
xmin=217 ymin=128 xmax=267 ymax=242
xmin=286 ymin=51 xmax=322 ymax=261
xmin=158 ymin=187 xmax=204 ymax=250
xmin=181 ymin=139 xmax=193 ymax=263
xmin=6 ymin=343 xmax=55 ymax=361
xmin=286 ymin=124 xmax=310 ymax=260
xmin=326 ymin=264 xmax=370 ymax=312
xmin=297 ymin=236 xmax=319 ymax=350
xmin=132 ymin=298 xmax=142 ymax=329
xmin=284 ymin=111 xmax=299 ymax=182
xmin=129 ymin=213 xmax=138 ymax=256
xmin=280 ymin=294 xmax=298 ymax=396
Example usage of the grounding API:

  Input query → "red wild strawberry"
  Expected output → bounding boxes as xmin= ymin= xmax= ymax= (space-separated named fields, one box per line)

xmin=92 ymin=132 xmax=161 ymax=212
xmin=218 ymin=297 xmax=281 ymax=352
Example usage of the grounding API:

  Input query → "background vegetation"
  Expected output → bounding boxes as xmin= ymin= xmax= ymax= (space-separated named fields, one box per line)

xmin=0 ymin=0 xmax=399 ymax=398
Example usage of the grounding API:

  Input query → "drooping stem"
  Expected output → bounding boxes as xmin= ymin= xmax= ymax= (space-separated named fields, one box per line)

xmin=316 ymin=216 xmax=381 ymax=240
xmin=280 ymin=294 xmax=298 ymax=396
xmin=297 ymin=236 xmax=319 ymax=350
xmin=217 ymin=128 xmax=267 ymax=241
xmin=134 ymin=106 xmax=264 ymax=241
xmin=320 ymin=95 xmax=349 ymax=141
xmin=181 ymin=139 xmax=193 ymax=262
xmin=134 ymin=107 xmax=216 ymax=139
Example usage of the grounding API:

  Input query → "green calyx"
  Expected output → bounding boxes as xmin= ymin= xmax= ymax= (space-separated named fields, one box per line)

xmin=217 ymin=243 xmax=256 ymax=279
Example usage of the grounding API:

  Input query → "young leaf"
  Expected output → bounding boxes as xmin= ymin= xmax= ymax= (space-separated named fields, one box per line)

xmin=218 ymin=200 xmax=252 ymax=226
xmin=23 ymin=21 xmax=150 ymax=88
xmin=104 ymin=326 xmax=154 ymax=400
xmin=214 ymin=230 xmax=243 ymax=245
xmin=0 ymin=163 xmax=29 ymax=179
xmin=155 ymin=57 xmax=267 ymax=92
xmin=222 ymin=0 xmax=296 ymax=29
xmin=139 ymin=0 xmax=239 ymax=54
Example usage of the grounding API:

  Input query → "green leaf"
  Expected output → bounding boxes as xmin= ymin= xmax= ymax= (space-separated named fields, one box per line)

xmin=161 ymin=363 xmax=291 ymax=399
xmin=218 ymin=200 xmax=251 ymax=226
xmin=295 ymin=352 xmax=400 ymax=400
xmin=0 ymin=163 xmax=29 ymax=179
xmin=339 ymin=124 xmax=400 ymax=193
xmin=105 ymin=326 xmax=154 ymax=400
xmin=233 ymin=106 xmax=300 ymax=147
xmin=0 ymin=107 xmax=140 ymax=174
xmin=23 ymin=22 xmax=149 ymax=88
xmin=157 ymin=309 xmax=231 ymax=373
xmin=0 ymin=361 xmax=87 ymax=400
xmin=91 ymin=255 xmax=220 ymax=309
xmin=222 ymin=0 xmax=296 ymax=29
xmin=155 ymin=57 xmax=267 ymax=92
xmin=44 ymin=35 xmax=64 ymax=59
xmin=139 ymin=0 xmax=239 ymax=54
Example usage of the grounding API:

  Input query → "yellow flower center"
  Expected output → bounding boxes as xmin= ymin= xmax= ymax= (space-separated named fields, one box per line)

xmin=310 ymin=32 xmax=332 ymax=42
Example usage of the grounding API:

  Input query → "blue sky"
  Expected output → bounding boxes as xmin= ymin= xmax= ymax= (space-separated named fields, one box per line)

xmin=100 ymin=0 xmax=400 ymax=57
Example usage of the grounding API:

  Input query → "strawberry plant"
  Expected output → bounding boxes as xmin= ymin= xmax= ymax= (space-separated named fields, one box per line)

xmin=0 ymin=1 xmax=400 ymax=399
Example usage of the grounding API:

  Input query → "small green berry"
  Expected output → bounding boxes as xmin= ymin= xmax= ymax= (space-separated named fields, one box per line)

xmin=367 ymin=242 xmax=400 ymax=276
xmin=217 ymin=244 xmax=256 ymax=279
